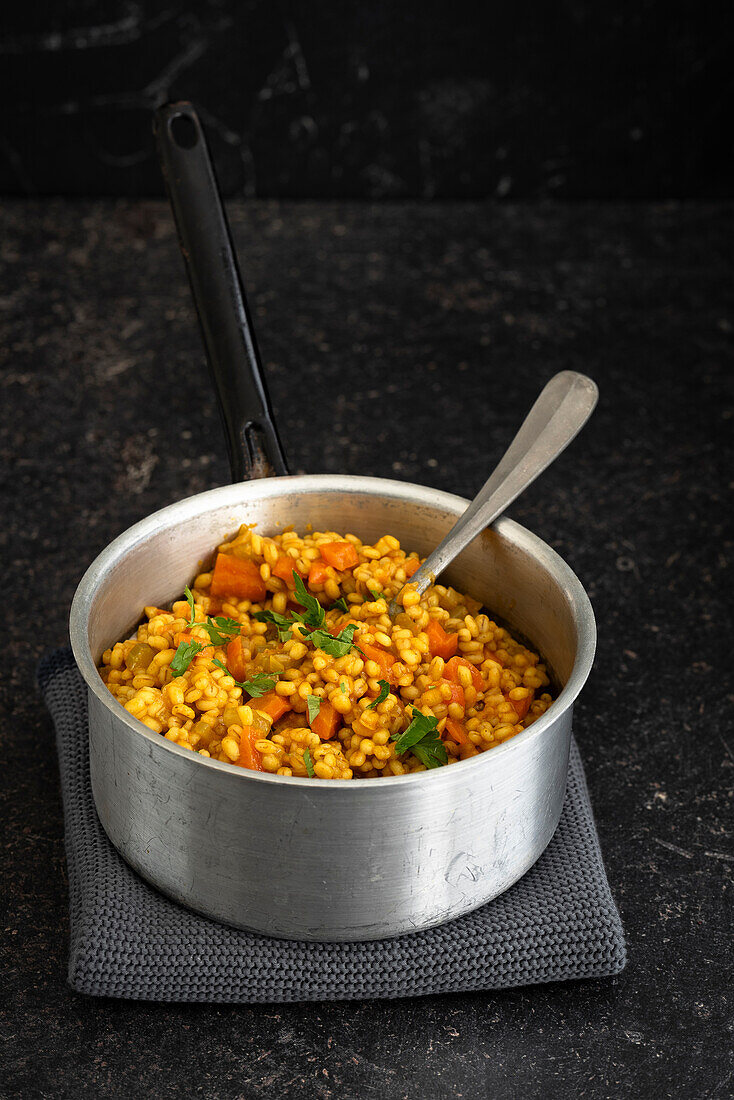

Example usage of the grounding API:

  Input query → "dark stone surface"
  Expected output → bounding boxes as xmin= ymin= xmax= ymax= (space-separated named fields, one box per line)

xmin=1 ymin=200 xmax=732 ymax=1097
xmin=2 ymin=2 xmax=730 ymax=199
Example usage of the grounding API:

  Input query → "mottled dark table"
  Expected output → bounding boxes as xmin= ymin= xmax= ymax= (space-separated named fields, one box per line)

xmin=2 ymin=201 xmax=732 ymax=1099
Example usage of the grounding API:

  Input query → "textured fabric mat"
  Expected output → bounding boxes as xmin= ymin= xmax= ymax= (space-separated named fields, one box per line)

xmin=38 ymin=648 xmax=626 ymax=1002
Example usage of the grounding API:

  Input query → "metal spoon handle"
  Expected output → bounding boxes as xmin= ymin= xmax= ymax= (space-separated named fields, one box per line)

xmin=393 ymin=371 xmax=598 ymax=609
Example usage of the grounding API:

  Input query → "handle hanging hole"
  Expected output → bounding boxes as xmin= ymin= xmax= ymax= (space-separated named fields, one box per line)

xmin=169 ymin=113 xmax=198 ymax=149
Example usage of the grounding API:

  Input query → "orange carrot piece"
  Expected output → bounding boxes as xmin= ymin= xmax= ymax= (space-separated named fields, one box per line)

xmin=272 ymin=555 xmax=305 ymax=588
xmin=426 ymin=619 xmax=459 ymax=661
xmin=237 ymin=726 xmax=264 ymax=771
xmin=404 ymin=558 xmax=421 ymax=578
xmin=307 ymin=560 xmax=330 ymax=586
xmin=310 ymin=700 xmax=340 ymax=740
xmin=444 ymin=718 xmax=470 ymax=746
xmin=224 ymin=636 xmax=249 ymax=682
xmin=210 ymin=553 xmax=267 ymax=602
xmin=319 ymin=541 xmax=359 ymax=571
xmin=253 ymin=691 xmax=292 ymax=723
xmin=444 ymin=656 xmax=483 ymax=692
xmin=506 ymin=691 xmax=534 ymax=720
xmin=441 ymin=680 xmax=465 ymax=708
xmin=361 ymin=641 xmax=397 ymax=684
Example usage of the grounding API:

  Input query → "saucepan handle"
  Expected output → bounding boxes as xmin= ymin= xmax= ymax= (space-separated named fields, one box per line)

xmin=154 ymin=101 xmax=289 ymax=481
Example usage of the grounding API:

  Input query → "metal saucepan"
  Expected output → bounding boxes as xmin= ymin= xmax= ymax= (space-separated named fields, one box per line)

xmin=69 ymin=103 xmax=596 ymax=941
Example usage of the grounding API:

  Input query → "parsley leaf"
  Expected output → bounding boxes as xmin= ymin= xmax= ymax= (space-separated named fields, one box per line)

xmin=196 ymin=616 xmax=241 ymax=646
xmin=212 ymin=658 xmax=276 ymax=697
xmin=212 ymin=615 xmax=240 ymax=634
xmin=366 ymin=680 xmax=391 ymax=709
xmin=240 ymin=672 xmax=277 ymax=697
xmin=252 ymin=608 xmax=298 ymax=641
xmin=411 ymin=736 xmax=449 ymax=770
xmin=254 ymin=582 xmax=361 ymax=655
xmin=367 ymin=588 xmax=385 ymax=602
xmin=303 ymin=747 xmax=315 ymax=777
xmin=306 ymin=695 xmax=322 ymax=724
xmin=181 ymin=581 xmax=241 ymax=643
xmin=392 ymin=709 xmax=448 ymax=769
xmin=309 ymin=623 xmax=363 ymax=658
xmin=292 ymin=571 xmax=325 ymax=628
xmin=170 ymin=639 xmax=204 ymax=676
xmin=333 ymin=596 xmax=349 ymax=613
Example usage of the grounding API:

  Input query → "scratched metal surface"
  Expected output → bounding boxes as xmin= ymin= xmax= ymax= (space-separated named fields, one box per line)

xmin=2 ymin=200 xmax=732 ymax=1098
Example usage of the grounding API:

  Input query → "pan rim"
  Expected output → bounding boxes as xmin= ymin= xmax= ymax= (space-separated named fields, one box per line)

xmin=70 ymin=473 xmax=596 ymax=791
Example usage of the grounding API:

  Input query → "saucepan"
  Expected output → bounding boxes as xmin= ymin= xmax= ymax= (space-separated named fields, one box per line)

xmin=69 ymin=102 xmax=597 ymax=941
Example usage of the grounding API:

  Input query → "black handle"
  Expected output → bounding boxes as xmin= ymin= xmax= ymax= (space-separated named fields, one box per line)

xmin=154 ymin=101 xmax=289 ymax=481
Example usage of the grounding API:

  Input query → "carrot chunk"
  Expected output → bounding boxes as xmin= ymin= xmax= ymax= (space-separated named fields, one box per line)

xmin=307 ymin=560 xmax=331 ymax=586
xmin=444 ymin=656 xmax=483 ymax=691
xmin=426 ymin=620 xmax=459 ymax=661
xmin=272 ymin=555 xmax=305 ymax=588
xmin=441 ymin=680 xmax=465 ymax=708
xmin=225 ymin=636 xmax=249 ymax=682
xmin=506 ymin=691 xmax=534 ymax=720
xmin=319 ymin=541 xmax=359 ymax=571
xmin=310 ymin=700 xmax=341 ymax=740
xmin=404 ymin=558 xmax=421 ymax=578
xmin=237 ymin=726 xmax=264 ymax=771
xmin=444 ymin=718 xmax=470 ymax=746
xmin=210 ymin=553 xmax=267 ymax=602
xmin=361 ymin=641 xmax=397 ymax=684
xmin=253 ymin=691 xmax=292 ymax=723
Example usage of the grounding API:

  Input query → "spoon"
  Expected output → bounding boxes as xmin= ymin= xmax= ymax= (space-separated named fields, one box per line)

xmin=388 ymin=370 xmax=599 ymax=616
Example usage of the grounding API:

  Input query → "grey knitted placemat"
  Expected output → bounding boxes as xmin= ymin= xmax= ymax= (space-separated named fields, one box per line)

xmin=38 ymin=648 xmax=626 ymax=1002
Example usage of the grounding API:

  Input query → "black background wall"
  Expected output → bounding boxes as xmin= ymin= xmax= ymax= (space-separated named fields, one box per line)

xmin=2 ymin=0 xmax=730 ymax=199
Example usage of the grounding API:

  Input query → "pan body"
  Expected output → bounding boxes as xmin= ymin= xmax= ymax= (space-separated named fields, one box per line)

xmin=70 ymin=475 xmax=595 ymax=941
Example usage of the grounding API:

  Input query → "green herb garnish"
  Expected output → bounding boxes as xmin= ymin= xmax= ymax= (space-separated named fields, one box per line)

xmin=292 ymin=571 xmax=326 ymax=628
xmin=254 ymin=580 xmax=362 ymax=656
xmin=182 ymin=582 xmax=241 ymax=644
xmin=410 ymin=735 xmax=448 ymax=770
xmin=306 ymin=695 xmax=322 ymax=724
xmin=196 ymin=616 xmax=241 ymax=646
xmin=241 ymin=672 xmax=277 ymax=697
xmin=366 ymin=679 xmax=391 ymax=709
xmin=392 ymin=709 xmax=448 ymax=769
xmin=303 ymin=747 xmax=315 ymax=777
xmin=333 ymin=596 xmax=349 ymax=613
xmin=368 ymin=588 xmax=385 ymax=602
xmin=309 ymin=623 xmax=363 ymax=658
xmin=252 ymin=607 xmax=299 ymax=641
xmin=170 ymin=639 xmax=204 ymax=676
xmin=212 ymin=658 xmax=276 ymax=697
